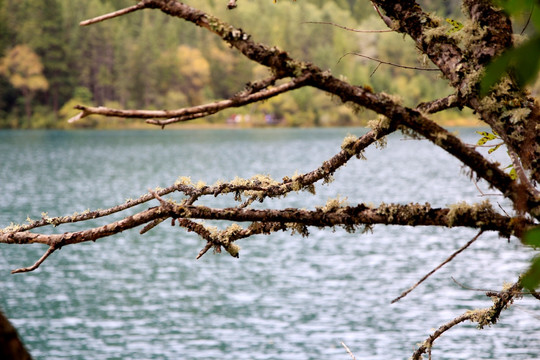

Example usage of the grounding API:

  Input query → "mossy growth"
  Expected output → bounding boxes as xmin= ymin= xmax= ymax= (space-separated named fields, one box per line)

xmin=318 ymin=196 xmax=349 ymax=213
xmin=341 ymin=133 xmax=358 ymax=156
xmin=175 ymin=176 xmax=193 ymax=186
xmin=446 ymin=200 xmax=493 ymax=227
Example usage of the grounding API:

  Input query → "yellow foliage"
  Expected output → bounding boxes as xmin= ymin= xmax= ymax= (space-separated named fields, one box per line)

xmin=0 ymin=44 xmax=48 ymax=92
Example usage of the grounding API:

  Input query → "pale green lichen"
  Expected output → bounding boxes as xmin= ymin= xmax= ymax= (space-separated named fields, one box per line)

xmin=504 ymin=107 xmax=531 ymax=124
xmin=368 ymin=115 xmax=391 ymax=149
xmin=1 ymin=222 xmax=22 ymax=233
xmin=175 ymin=176 xmax=193 ymax=186
xmin=322 ymin=174 xmax=334 ymax=185
xmin=195 ymin=180 xmax=206 ymax=189
xmin=286 ymin=222 xmax=309 ymax=237
xmin=341 ymin=133 xmax=358 ymax=155
xmin=446 ymin=200 xmax=493 ymax=227
xmin=320 ymin=196 xmax=349 ymax=212
xmin=225 ymin=242 xmax=241 ymax=257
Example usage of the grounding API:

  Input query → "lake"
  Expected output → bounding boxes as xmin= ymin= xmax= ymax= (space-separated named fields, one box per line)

xmin=0 ymin=128 xmax=538 ymax=359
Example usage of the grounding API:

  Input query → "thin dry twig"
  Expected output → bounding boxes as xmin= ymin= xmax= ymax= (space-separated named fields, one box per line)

xmin=303 ymin=21 xmax=392 ymax=33
xmin=415 ymin=94 xmax=460 ymax=114
xmin=411 ymin=312 xmax=473 ymax=360
xmin=392 ymin=230 xmax=484 ymax=303
xmin=11 ymin=246 xmax=56 ymax=274
xmin=338 ymin=52 xmax=440 ymax=72
xmin=451 ymin=277 xmax=540 ymax=297
xmin=80 ymin=2 xmax=146 ymax=26
xmin=70 ymin=74 xmax=310 ymax=127
xmin=341 ymin=341 xmax=357 ymax=360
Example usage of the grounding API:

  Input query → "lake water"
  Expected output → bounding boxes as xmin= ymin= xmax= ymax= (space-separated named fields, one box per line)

xmin=0 ymin=128 xmax=538 ymax=359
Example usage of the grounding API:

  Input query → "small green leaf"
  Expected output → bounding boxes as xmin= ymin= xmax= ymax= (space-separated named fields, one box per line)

xmin=488 ymin=143 xmax=502 ymax=154
xmin=509 ymin=167 xmax=518 ymax=180
xmin=475 ymin=131 xmax=497 ymax=145
xmin=521 ymin=256 xmax=540 ymax=290
xmin=524 ymin=227 xmax=540 ymax=248
xmin=446 ymin=18 xmax=463 ymax=33
xmin=481 ymin=36 xmax=540 ymax=95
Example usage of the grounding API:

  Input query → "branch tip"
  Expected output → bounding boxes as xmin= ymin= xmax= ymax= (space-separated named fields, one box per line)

xmin=11 ymin=246 xmax=56 ymax=274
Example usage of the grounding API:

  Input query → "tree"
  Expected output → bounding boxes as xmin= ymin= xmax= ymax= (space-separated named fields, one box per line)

xmin=0 ymin=44 xmax=49 ymax=120
xmin=1 ymin=0 xmax=539 ymax=359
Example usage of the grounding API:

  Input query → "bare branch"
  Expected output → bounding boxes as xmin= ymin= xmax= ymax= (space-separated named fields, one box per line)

xmin=80 ymin=2 xmax=146 ymax=26
xmin=11 ymin=246 xmax=56 ymax=274
xmin=341 ymin=342 xmax=357 ymax=360
xmin=10 ymin=185 xmax=180 ymax=233
xmin=302 ymin=21 xmax=393 ymax=33
xmin=338 ymin=52 xmax=440 ymax=72
xmin=416 ymin=94 xmax=461 ymax=114
xmin=71 ymin=74 xmax=309 ymax=126
xmin=392 ymin=230 xmax=484 ymax=303
xmin=412 ymin=281 xmax=523 ymax=359
xmin=411 ymin=312 xmax=474 ymax=360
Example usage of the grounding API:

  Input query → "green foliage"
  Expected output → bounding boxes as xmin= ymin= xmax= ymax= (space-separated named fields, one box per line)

xmin=445 ymin=18 xmax=463 ymax=33
xmin=481 ymin=0 xmax=540 ymax=94
xmin=0 ymin=0 xmax=473 ymax=128
xmin=524 ymin=227 xmax=540 ymax=248
xmin=481 ymin=36 xmax=540 ymax=94
xmin=476 ymin=130 xmax=498 ymax=145
xmin=521 ymin=228 xmax=540 ymax=291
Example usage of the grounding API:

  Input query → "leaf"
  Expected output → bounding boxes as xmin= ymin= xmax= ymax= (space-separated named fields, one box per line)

xmin=509 ymin=167 xmax=518 ymax=180
xmin=481 ymin=36 xmax=540 ymax=95
xmin=494 ymin=0 xmax=540 ymax=30
xmin=488 ymin=143 xmax=502 ymax=154
xmin=521 ymin=256 xmax=540 ymax=290
xmin=521 ymin=226 xmax=540 ymax=291
xmin=524 ymin=227 xmax=540 ymax=248
xmin=445 ymin=18 xmax=463 ymax=33
xmin=475 ymin=131 xmax=497 ymax=145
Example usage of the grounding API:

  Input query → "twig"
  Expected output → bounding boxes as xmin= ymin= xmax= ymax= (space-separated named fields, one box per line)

xmin=338 ymin=52 xmax=439 ymax=72
xmin=452 ymin=277 xmax=540 ymax=297
xmin=371 ymin=1 xmax=394 ymax=28
xmin=451 ymin=276 xmax=494 ymax=292
xmin=11 ymin=246 xmax=56 ymax=274
xmin=391 ymin=230 xmax=484 ymax=303
xmin=520 ymin=4 xmax=534 ymax=35
xmin=227 ymin=0 xmax=237 ymax=9
xmin=80 ymin=2 xmax=146 ymax=26
xmin=140 ymin=217 xmax=167 ymax=234
xmin=341 ymin=341 xmax=357 ymax=360
xmin=411 ymin=312 xmax=473 ymax=360
xmin=370 ymin=62 xmax=382 ymax=77
xmin=72 ymin=74 xmax=310 ymax=127
xmin=415 ymin=94 xmax=460 ymax=114
xmin=508 ymin=149 xmax=540 ymax=198
xmin=196 ymin=242 xmax=214 ymax=259
xmin=302 ymin=21 xmax=392 ymax=33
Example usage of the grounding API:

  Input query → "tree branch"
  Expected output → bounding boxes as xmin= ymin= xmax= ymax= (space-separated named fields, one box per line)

xmin=79 ymin=2 xmax=146 ymax=26
xmin=302 ymin=21 xmax=393 ymax=33
xmin=11 ymin=246 xmax=56 ymax=274
xmin=416 ymin=94 xmax=461 ymax=114
xmin=411 ymin=280 xmax=523 ymax=360
xmin=339 ymin=52 xmax=440 ymax=72
xmin=391 ymin=230 xmax=484 ymax=303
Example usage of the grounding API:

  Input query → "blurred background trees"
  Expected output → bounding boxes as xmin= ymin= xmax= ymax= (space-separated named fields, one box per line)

xmin=0 ymin=0 xmax=531 ymax=128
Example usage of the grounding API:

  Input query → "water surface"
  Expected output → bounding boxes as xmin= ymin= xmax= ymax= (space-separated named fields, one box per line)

xmin=0 ymin=128 xmax=538 ymax=359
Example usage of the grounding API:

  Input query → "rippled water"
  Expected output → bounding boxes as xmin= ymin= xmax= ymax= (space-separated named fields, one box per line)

xmin=0 ymin=128 xmax=538 ymax=359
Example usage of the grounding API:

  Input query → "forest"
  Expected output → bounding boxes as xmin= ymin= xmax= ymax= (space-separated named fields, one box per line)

xmin=0 ymin=0 xmax=491 ymax=129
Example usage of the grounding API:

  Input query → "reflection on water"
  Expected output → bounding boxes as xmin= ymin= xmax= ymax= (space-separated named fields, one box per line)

xmin=0 ymin=128 xmax=538 ymax=359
